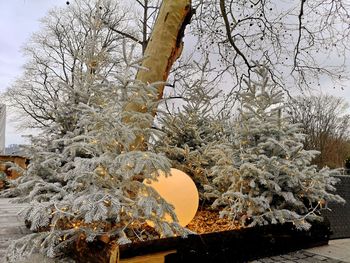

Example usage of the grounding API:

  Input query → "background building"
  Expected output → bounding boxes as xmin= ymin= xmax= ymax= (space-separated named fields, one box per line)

xmin=0 ymin=104 xmax=5 ymax=154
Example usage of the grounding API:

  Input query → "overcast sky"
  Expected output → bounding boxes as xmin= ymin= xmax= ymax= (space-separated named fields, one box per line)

xmin=0 ymin=0 xmax=65 ymax=146
xmin=1 ymin=0 xmax=350 ymax=146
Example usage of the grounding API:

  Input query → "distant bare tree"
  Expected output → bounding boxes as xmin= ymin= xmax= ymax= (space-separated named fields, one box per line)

xmin=287 ymin=95 xmax=350 ymax=168
xmin=133 ymin=0 xmax=161 ymax=53
xmin=3 ymin=0 xmax=140 ymax=130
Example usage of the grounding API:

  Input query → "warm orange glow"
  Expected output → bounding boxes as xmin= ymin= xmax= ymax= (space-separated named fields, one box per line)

xmin=145 ymin=168 xmax=199 ymax=227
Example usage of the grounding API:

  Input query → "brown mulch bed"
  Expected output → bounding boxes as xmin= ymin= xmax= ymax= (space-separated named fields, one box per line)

xmin=187 ymin=209 xmax=240 ymax=234
xmin=124 ymin=208 xmax=240 ymax=244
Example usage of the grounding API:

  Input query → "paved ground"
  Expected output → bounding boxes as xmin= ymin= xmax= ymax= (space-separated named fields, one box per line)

xmin=249 ymin=237 xmax=350 ymax=262
xmin=0 ymin=198 xmax=30 ymax=262
xmin=251 ymin=249 xmax=350 ymax=262
xmin=0 ymin=198 xmax=28 ymax=262
xmin=306 ymin=239 xmax=350 ymax=262
xmin=0 ymin=198 xmax=349 ymax=263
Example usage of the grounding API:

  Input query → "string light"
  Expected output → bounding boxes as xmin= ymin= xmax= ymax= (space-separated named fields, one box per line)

xmin=90 ymin=139 xmax=98 ymax=144
xmin=318 ymin=199 xmax=326 ymax=208
xmin=95 ymin=166 xmax=107 ymax=177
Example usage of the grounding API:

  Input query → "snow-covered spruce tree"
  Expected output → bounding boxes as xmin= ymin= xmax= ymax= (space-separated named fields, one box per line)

xmin=4 ymin=15 xmax=187 ymax=263
xmin=205 ymin=66 xmax=345 ymax=230
xmin=155 ymin=57 xmax=229 ymax=201
xmin=0 ymin=171 xmax=9 ymax=190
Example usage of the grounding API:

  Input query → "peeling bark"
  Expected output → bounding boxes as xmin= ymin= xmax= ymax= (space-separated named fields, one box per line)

xmin=124 ymin=0 xmax=193 ymax=149
xmin=135 ymin=0 xmax=192 ymax=100
xmin=124 ymin=0 xmax=192 ymax=112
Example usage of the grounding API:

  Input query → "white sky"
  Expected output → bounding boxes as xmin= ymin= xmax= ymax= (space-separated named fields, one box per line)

xmin=0 ymin=0 xmax=350 ymax=146
xmin=0 ymin=0 xmax=65 ymax=146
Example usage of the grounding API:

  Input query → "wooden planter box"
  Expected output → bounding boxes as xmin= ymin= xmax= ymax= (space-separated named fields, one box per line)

xmin=71 ymin=220 xmax=331 ymax=263
xmin=0 ymin=155 xmax=28 ymax=179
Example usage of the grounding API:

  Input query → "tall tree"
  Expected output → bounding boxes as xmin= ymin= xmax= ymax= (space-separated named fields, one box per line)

xmin=3 ymin=0 xmax=193 ymax=151
xmin=286 ymin=95 xmax=350 ymax=168
xmin=4 ymin=0 xmax=135 ymax=130
xmin=123 ymin=0 xmax=192 ymax=149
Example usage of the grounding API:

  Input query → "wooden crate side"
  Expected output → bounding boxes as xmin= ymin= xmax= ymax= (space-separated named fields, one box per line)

xmin=120 ymin=250 xmax=175 ymax=263
xmin=0 ymin=155 xmax=28 ymax=179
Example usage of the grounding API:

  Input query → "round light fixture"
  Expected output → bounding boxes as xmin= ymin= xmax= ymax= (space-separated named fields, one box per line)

xmin=144 ymin=168 xmax=199 ymax=227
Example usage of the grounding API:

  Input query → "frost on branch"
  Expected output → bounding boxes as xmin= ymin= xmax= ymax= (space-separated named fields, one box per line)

xmin=156 ymin=57 xmax=229 ymax=201
xmin=4 ymin=36 xmax=187 ymax=263
xmin=205 ymin=66 xmax=345 ymax=230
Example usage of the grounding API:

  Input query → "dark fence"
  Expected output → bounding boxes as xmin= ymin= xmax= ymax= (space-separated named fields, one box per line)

xmin=323 ymin=175 xmax=350 ymax=239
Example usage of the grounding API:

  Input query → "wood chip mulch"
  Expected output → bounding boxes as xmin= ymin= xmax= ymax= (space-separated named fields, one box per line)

xmin=186 ymin=209 xmax=240 ymax=234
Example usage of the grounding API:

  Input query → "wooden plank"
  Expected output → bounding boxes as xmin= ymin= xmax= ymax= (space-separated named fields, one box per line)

xmin=120 ymin=250 xmax=175 ymax=263
xmin=0 ymin=155 xmax=28 ymax=179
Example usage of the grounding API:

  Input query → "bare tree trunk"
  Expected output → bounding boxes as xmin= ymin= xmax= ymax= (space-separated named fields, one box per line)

xmin=136 ymin=0 xmax=192 ymax=99
xmin=124 ymin=0 xmax=192 ymax=149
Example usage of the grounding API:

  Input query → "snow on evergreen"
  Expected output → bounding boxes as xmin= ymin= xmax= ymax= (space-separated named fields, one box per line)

xmin=3 ymin=6 xmax=187 ymax=262
xmin=204 ymin=66 xmax=345 ymax=229
xmin=155 ymin=57 xmax=229 ymax=201
xmin=1 ymin=0 xmax=346 ymax=261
